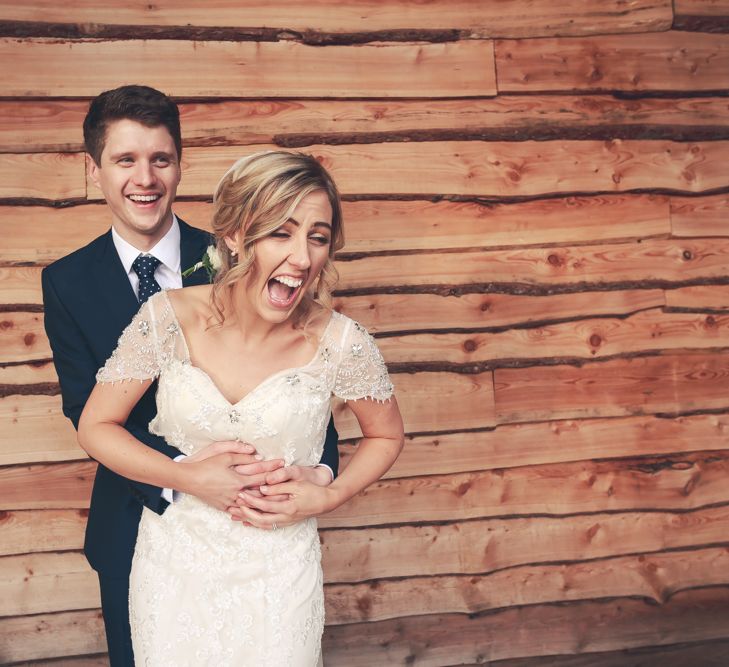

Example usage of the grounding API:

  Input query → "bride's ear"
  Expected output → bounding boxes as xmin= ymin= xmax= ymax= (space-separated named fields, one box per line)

xmin=223 ymin=236 xmax=238 ymax=256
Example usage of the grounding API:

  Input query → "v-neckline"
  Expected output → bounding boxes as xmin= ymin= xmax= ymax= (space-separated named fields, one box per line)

xmin=158 ymin=290 xmax=336 ymax=407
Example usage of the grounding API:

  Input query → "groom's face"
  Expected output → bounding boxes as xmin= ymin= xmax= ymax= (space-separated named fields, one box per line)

xmin=87 ymin=119 xmax=182 ymax=249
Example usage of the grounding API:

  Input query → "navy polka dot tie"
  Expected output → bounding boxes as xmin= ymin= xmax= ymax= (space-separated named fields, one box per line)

xmin=132 ymin=254 xmax=162 ymax=303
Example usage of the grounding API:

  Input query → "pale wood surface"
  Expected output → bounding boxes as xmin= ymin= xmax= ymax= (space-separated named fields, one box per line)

xmin=496 ymin=31 xmax=729 ymax=93
xmin=0 ymin=0 xmax=673 ymax=37
xmin=494 ymin=352 xmax=729 ymax=424
xmin=674 ymin=0 xmax=729 ymax=17
xmin=0 ymin=153 xmax=85 ymax=200
xmin=5 ymin=95 xmax=729 ymax=155
xmin=0 ymin=38 xmax=496 ymax=99
xmin=0 ymin=194 xmax=672 ymax=263
xmin=665 ymin=285 xmax=729 ymax=310
xmin=671 ymin=193 xmax=729 ymax=237
xmin=85 ymin=140 xmax=729 ymax=199
xmin=321 ymin=587 xmax=729 ymax=665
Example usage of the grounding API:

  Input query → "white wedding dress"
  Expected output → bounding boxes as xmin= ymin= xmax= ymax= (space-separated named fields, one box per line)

xmin=96 ymin=290 xmax=393 ymax=666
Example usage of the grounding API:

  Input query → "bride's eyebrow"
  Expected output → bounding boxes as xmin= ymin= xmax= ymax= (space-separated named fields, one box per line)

xmin=285 ymin=218 xmax=333 ymax=231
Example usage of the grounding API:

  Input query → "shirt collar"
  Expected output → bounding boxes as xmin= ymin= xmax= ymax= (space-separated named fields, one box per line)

xmin=111 ymin=215 xmax=181 ymax=275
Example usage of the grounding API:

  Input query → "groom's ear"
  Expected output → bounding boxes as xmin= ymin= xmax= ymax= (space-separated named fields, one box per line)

xmin=86 ymin=153 xmax=101 ymax=189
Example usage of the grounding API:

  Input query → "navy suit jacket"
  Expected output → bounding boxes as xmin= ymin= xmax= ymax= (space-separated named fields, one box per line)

xmin=42 ymin=218 xmax=339 ymax=576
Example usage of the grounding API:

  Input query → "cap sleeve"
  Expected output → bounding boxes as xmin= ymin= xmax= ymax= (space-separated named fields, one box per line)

xmin=333 ymin=317 xmax=394 ymax=402
xmin=96 ymin=292 xmax=172 ymax=383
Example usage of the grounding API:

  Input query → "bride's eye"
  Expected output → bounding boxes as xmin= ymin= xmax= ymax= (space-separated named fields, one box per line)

xmin=270 ymin=229 xmax=290 ymax=239
xmin=310 ymin=234 xmax=330 ymax=245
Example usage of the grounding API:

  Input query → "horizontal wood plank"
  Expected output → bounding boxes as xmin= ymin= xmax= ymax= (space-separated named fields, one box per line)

xmin=671 ymin=193 xmax=729 ymax=237
xmin=665 ymin=285 xmax=729 ymax=311
xmin=325 ymin=547 xmax=729 ymax=624
xmin=0 ymin=0 xmax=672 ymax=37
xmin=345 ymin=412 xmax=729 ymax=480
xmin=1 ymin=311 xmax=50 ymax=363
xmin=322 ymin=504 xmax=729 ymax=582
xmin=86 ymin=140 xmax=729 ymax=200
xmin=6 ymin=546 xmax=729 ymax=625
xmin=495 ymin=31 xmax=729 ymax=93
xmin=0 ymin=509 xmax=86 ymax=557
xmin=321 ymin=586 xmax=729 ymax=665
xmin=1 ymin=371 xmax=495 ymax=467
xmin=0 ymin=194 xmax=671 ymax=264
xmin=337 ymin=238 xmax=729 ymax=291
xmin=0 ymin=609 xmax=106 ymax=663
xmin=4 ymin=237 xmax=728 ymax=307
xmin=5 ymin=95 xmax=729 ymax=155
xmin=376 ymin=310 xmax=729 ymax=365
xmin=494 ymin=352 xmax=729 ymax=424
xmin=0 ymin=38 xmax=496 ymax=99
xmin=322 ymin=451 xmax=729 ymax=527
xmin=0 ymin=153 xmax=85 ymax=201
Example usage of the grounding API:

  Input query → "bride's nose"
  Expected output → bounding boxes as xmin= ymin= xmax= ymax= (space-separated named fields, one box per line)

xmin=287 ymin=235 xmax=311 ymax=270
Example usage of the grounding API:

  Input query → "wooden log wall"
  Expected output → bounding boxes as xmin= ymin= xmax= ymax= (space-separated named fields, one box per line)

xmin=1 ymin=0 xmax=729 ymax=664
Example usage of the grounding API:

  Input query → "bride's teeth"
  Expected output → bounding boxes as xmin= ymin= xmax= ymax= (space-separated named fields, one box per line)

xmin=128 ymin=194 xmax=159 ymax=202
xmin=274 ymin=276 xmax=303 ymax=288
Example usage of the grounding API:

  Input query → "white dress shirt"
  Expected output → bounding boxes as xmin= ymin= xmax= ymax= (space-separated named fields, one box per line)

xmin=110 ymin=216 xmax=332 ymax=502
xmin=111 ymin=216 xmax=183 ymax=298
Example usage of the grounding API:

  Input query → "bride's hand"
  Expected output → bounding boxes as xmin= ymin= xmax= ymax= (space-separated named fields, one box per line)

xmin=228 ymin=473 xmax=340 ymax=529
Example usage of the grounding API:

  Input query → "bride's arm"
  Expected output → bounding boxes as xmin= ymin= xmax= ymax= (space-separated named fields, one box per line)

xmin=235 ymin=397 xmax=404 ymax=526
xmin=79 ymin=381 xmax=265 ymax=510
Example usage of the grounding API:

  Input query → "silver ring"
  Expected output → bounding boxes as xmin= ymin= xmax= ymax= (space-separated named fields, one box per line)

xmin=272 ymin=523 xmax=277 ymax=531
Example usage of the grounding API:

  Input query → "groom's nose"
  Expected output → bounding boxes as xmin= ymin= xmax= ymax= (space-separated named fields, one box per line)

xmin=132 ymin=160 xmax=156 ymax=188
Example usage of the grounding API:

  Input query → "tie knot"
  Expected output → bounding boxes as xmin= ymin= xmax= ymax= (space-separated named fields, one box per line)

xmin=132 ymin=254 xmax=162 ymax=303
xmin=132 ymin=254 xmax=161 ymax=279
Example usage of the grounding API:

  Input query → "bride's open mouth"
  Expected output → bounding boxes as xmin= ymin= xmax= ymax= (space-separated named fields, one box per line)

xmin=267 ymin=274 xmax=305 ymax=308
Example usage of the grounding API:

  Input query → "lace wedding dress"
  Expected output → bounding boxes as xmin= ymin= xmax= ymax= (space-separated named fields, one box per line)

xmin=96 ymin=290 xmax=393 ymax=666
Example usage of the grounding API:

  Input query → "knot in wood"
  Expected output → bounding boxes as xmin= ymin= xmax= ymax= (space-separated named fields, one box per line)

xmin=463 ymin=339 xmax=478 ymax=353
xmin=589 ymin=334 xmax=602 ymax=348
xmin=0 ymin=320 xmax=12 ymax=330
xmin=24 ymin=333 xmax=36 ymax=346
xmin=706 ymin=315 xmax=717 ymax=328
xmin=682 ymin=249 xmax=693 ymax=261
xmin=547 ymin=253 xmax=564 ymax=267
xmin=480 ymin=301 xmax=491 ymax=312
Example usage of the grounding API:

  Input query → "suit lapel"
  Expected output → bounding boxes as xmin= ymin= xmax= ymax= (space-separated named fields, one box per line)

xmin=91 ymin=231 xmax=140 ymax=336
xmin=179 ymin=218 xmax=214 ymax=287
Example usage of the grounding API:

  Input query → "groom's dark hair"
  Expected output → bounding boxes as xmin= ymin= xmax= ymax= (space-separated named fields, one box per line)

xmin=83 ymin=84 xmax=182 ymax=164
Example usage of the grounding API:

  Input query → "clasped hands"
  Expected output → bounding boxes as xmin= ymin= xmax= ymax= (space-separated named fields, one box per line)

xmin=178 ymin=440 xmax=337 ymax=530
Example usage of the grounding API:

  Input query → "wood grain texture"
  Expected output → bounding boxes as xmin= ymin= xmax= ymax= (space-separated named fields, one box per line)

xmin=321 ymin=587 xmax=729 ymax=665
xmin=324 ymin=547 xmax=729 ymax=624
xmin=0 ymin=38 xmax=496 ymax=98
xmin=322 ymin=504 xmax=729 ymax=582
xmin=0 ymin=609 xmax=106 ymax=663
xmin=6 ymin=546 xmax=729 ymax=624
xmin=5 ymin=450 xmax=728 ymax=520
xmin=0 ymin=194 xmax=671 ymax=264
xmin=337 ymin=238 xmax=729 ymax=291
xmin=0 ymin=509 xmax=86 ymax=557
xmin=0 ymin=395 xmax=81 ymax=467
xmin=0 ymin=0 xmax=673 ymax=37
xmin=494 ymin=352 xmax=729 ymax=424
xmin=347 ymin=412 xmax=729 ymax=480
xmin=1 ymin=311 xmax=50 ymax=362
xmin=0 ymin=153 xmax=85 ymax=201
xmin=5 ymin=95 xmax=729 ymax=155
xmin=336 ymin=289 xmax=667 ymax=334
xmin=86 ymin=140 xmax=729 ymax=199
xmin=0 ymin=371 xmax=495 ymax=465
xmin=671 ymin=193 xmax=729 ymax=237
xmin=377 ymin=310 xmax=729 ymax=365
xmin=665 ymin=285 xmax=729 ymax=311
xmin=321 ymin=451 xmax=729 ymax=527
xmin=496 ymin=31 xmax=729 ymax=93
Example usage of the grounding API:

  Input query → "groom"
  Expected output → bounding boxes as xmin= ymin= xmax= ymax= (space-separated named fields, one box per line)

xmin=42 ymin=85 xmax=339 ymax=666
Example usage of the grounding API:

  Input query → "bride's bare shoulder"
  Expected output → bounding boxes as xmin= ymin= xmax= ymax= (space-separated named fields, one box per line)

xmin=166 ymin=285 xmax=213 ymax=329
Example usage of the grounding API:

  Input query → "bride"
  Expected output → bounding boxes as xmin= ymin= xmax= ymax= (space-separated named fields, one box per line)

xmin=78 ymin=151 xmax=404 ymax=666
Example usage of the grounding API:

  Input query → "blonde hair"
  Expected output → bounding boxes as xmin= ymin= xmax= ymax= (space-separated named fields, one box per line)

xmin=209 ymin=151 xmax=344 ymax=328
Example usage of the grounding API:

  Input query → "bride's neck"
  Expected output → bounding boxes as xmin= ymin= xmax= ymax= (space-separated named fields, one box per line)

xmin=218 ymin=283 xmax=290 ymax=345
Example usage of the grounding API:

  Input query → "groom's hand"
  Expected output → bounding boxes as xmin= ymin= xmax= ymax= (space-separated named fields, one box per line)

xmin=176 ymin=441 xmax=285 ymax=512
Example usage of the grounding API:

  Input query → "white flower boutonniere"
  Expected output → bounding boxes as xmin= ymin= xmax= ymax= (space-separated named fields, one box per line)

xmin=182 ymin=244 xmax=222 ymax=280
